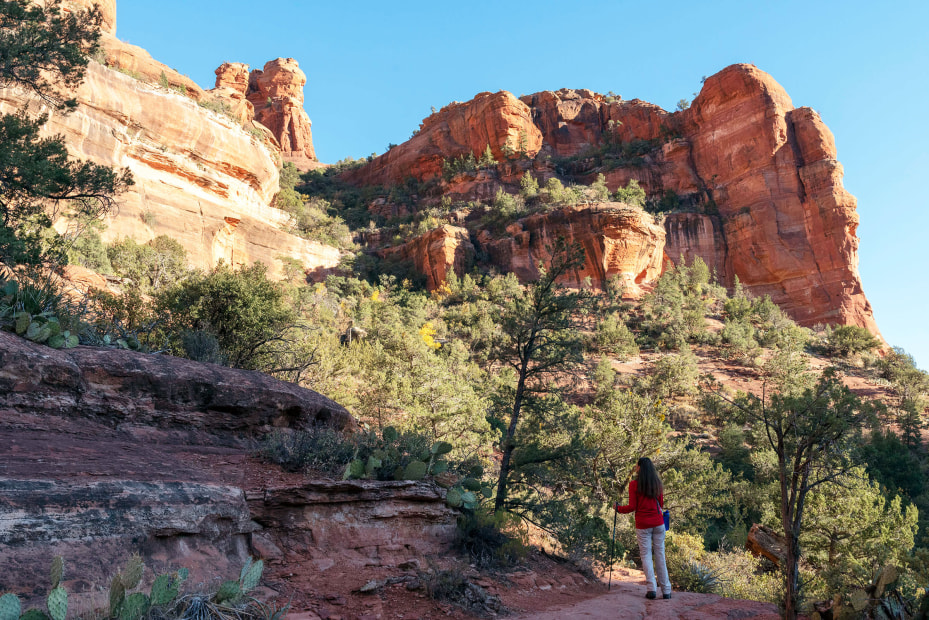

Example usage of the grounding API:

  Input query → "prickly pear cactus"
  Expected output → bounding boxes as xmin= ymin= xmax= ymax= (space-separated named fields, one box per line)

xmin=109 ymin=574 xmax=126 ymax=617
xmin=0 ymin=593 xmax=21 ymax=620
xmin=461 ymin=491 xmax=478 ymax=511
xmin=240 ymin=559 xmax=263 ymax=593
xmin=119 ymin=593 xmax=149 ymax=620
xmin=365 ymin=455 xmax=382 ymax=477
xmin=50 ymin=556 xmax=64 ymax=589
xmin=446 ymin=488 xmax=463 ymax=508
xmin=382 ymin=426 xmax=398 ymax=443
xmin=46 ymin=587 xmax=67 ymax=620
xmin=121 ymin=554 xmax=144 ymax=590
xmin=430 ymin=441 xmax=453 ymax=456
xmin=19 ymin=609 xmax=49 ymax=620
xmin=429 ymin=460 xmax=448 ymax=475
xmin=149 ymin=574 xmax=178 ymax=606
xmin=462 ymin=478 xmax=481 ymax=491
xmin=403 ymin=461 xmax=428 ymax=480
xmin=214 ymin=581 xmax=241 ymax=605
xmin=468 ymin=465 xmax=484 ymax=478
xmin=342 ymin=459 xmax=365 ymax=480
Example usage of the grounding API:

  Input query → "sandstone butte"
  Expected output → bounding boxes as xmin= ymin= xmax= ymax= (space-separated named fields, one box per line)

xmin=342 ymin=64 xmax=879 ymax=335
xmin=1 ymin=0 xmax=332 ymax=281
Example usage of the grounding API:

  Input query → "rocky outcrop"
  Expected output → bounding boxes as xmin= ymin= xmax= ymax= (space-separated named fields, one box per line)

xmin=482 ymin=204 xmax=666 ymax=295
xmin=206 ymin=62 xmax=255 ymax=124
xmin=343 ymin=65 xmax=877 ymax=332
xmin=379 ymin=225 xmax=475 ymax=291
xmin=50 ymin=0 xmax=117 ymax=34
xmin=246 ymin=58 xmax=318 ymax=170
xmin=0 ymin=330 xmax=459 ymax=602
xmin=0 ymin=330 xmax=356 ymax=441
xmin=248 ymin=480 xmax=456 ymax=569
xmin=680 ymin=65 xmax=876 ymax=332
xmin=343 ymin=91 xmax=543 ymax=186
xmin=0 ymin=61 xmax=340 ymax=280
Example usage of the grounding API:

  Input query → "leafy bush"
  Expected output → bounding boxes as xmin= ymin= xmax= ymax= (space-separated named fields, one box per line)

xmin=824 ymin=324 xmax=881 ymax=357
xmin=454 ymin=509 xmax=525 ymax=569
xmin=107 ymin=235 xmax=188 ymax=292
xmin=595 ymin=312 xmax=639 ymax=359
xmin=613 ymin=179 xmax=646 ymax=207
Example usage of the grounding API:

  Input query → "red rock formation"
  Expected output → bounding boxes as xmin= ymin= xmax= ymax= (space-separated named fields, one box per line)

xmin=247 ymin=58 xmax=318 ymax=169
xmin=681 ymin=64 xmax=877 ymax=333
xmin=343 ymin=64 xmax=877 ymax=333
xmin=482 ymin=204 xmax=666 ymax=296
xmin=52 ymin=0 xmax=117 ymax=34
xmin=343 ymin=91 xmax=543 ymax=186
xmin=379 ymin=225 xmax=475 ymax=291
xmin=206 ymin=62 xmax=255 ymax=124
xmin=664 ymin=213 xmax=728 ymax=281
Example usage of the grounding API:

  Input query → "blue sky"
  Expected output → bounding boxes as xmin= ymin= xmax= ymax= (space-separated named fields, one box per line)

xmin=118 ymin=0 xmax=929 ymax=368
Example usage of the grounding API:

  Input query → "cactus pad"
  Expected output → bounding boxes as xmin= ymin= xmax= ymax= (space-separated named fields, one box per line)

xmin=430 ymin=441 xmax=453 ymax=456
xmin=50 ymin=556 xmax=64 ymax=589
xmin=382 ymin=426 xmax=398 ymax=443
xmin=150 ymin=574 xmax=178 ymax=606
xmin=0 ymin=593 xmax=21 ymax=620
xmin=446 ymin=488 xmax=463 ymax=508
xmin=20 ymin=610 xmax=49 ymax=620
xmin=109 ymin=574 xmax=126 ymax=617
xmin=429 ymin=460 xmax=448 ymax=475
xmin=468 ymin=465 xmax=484 ymax=478
xmin=403 ymin=461 xmax=428 ymax=480
xmin=462 ymin=478 xmax=481 ymax=491
xmin=214 ymin=581 xmax=241 ymax=605
xmin=365 ymin=455 xmax=382 ymax=476
xmin=480 ymin=484 xmax=495 ymax=498
xmin=342 ymin=459 xmax=365 ymax=480
xmin=240 ymin=559 xmax=263 ymax=593
xmin=46 ymin=587 xmax=67 ymax=620
xmin=119 ymin=593 xmax=149 ymax=620
xmin=121 ymin=554 xmax=144 ymax=590
xmin=14 ymin=312 xmax=30 ymax=335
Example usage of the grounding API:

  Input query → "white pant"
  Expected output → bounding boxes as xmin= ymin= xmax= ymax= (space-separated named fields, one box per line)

xmin=636 ymin=525 xmax=671 ymax=595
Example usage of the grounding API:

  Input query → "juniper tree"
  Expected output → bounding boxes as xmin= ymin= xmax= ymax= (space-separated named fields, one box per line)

xmin=490 ymin=238 xmax=593 ymax=513
xmin=0 ymin=0 xmax=133 ymax=268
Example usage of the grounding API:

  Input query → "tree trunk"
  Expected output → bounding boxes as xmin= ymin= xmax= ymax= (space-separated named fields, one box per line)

xmin=783 ymin=532 xmax=801 ymax=620
xmin=494 ymin=362 xmax=528 ymax=513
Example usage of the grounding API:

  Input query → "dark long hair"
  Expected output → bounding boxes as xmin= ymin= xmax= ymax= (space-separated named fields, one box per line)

xmin=636 ymin=457 xmax=663 ymax=499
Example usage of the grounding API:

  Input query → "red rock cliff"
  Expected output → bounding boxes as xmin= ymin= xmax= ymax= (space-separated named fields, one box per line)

xmin=341 ymin=65 xmax=877 ymax=333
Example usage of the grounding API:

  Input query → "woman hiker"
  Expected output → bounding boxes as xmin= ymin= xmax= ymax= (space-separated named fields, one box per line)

xmin=614 ymin=457 xmax=672 ymax=599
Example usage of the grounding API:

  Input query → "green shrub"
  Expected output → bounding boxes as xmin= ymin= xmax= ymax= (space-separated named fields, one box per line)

xmin=107 ymin=236 xmax=188 ymax=292
xmin=613 ymin=179 xmax=646 ymax=207
xmin=595 ymin=312 xmax=639 ymax=359
xmin=454 ymin=509 xmax=525 ymax=569
xmin=824 ymin=324 xmax=881 ymax=357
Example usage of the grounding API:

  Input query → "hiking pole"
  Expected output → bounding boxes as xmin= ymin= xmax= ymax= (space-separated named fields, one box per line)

xmin=608 ymin=507 xmax=617 ymax=591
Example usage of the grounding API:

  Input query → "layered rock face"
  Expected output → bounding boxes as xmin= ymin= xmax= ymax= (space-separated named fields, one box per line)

xmin=482 ymin=204 xmax=666 ymax=295
xmin=247 ymin=58 xmax=319 ymax=170
xmin=0 ymin=331 xmax=456 ymax=601
xmin=379 ymin=225 xmax=475 ymax=291
xmin=0 ymin=62 xmax=339 ymax=279
xmin=343 ymin=64 xmax=877 ymax=332
xmin=343 ymin=91 xmax=543 ymax=187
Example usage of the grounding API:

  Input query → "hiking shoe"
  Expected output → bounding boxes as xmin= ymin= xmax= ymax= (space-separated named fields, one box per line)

xmin=663 ymin=593 xmax=672 ymax=599
xmin=645 ymin=591 xmax=656 ymax=600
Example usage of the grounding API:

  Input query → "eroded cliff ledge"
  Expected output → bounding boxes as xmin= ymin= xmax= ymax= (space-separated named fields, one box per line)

xmin=343 ymin=64 xmax=877 ymax=333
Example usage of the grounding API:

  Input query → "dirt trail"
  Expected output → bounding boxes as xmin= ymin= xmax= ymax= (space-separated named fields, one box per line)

xmin=514 ymin=571 xmax=781 ymax=619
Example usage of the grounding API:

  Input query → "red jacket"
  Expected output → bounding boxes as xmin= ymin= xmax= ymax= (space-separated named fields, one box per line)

xmin=615 ymin=480 xmax=665 ymax=529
